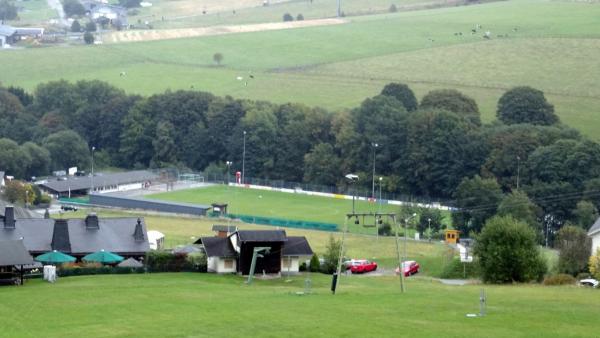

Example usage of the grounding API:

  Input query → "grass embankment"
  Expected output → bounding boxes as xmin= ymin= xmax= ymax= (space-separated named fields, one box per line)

xmin=0 ymin=273 xmax=598 ymax=337
xmin=1 ymin=0 xmax=599 ymax=138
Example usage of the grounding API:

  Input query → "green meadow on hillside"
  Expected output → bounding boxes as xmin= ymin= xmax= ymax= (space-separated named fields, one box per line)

xmin=1 ymin=0 xmax=598 ymax=137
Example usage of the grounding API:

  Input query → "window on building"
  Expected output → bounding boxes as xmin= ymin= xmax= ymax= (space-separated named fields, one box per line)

xmin=224 ymin=259 xmax=233 ymax=269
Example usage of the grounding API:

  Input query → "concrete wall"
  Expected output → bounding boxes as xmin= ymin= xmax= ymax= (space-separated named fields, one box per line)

xmin=592 ymin=233 xmax=600 ymax=256
xmin=89 ymin=194 xmax=209 ymax=216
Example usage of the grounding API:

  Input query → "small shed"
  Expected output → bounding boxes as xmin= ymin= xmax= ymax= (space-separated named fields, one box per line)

xmin=211 ymin=203 xmax=228 ymax=216
xmin=444 ymin=229 xmax=460 ymax=245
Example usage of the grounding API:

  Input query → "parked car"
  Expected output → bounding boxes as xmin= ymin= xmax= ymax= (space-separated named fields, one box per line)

xmin=579 ymin=278 xmax=599 ymax=288
xmin=61 ymin=205 xmax=78 ymax=212
xmin=349 ymin=260 xmax=377 ymax=274
xmin=395 ymin=260 xmax=420 ymax=277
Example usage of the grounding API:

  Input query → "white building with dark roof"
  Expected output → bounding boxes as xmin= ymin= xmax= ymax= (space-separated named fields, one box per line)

xmin=196 ymin=230 xmax=313 ymax=274
xmin=588 ymin=217 xmax=600 ymax=255
xmin=38 ymin=170 xmax=157 ymax=197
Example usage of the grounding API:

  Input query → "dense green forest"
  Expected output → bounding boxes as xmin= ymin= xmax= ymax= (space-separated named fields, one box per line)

xmin=1 ymin=80 xmax=599 ymax=240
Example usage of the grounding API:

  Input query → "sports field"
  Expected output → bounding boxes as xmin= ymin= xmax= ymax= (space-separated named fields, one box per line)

xmin=145 ymin=185 xmax=434 ymax=233
xmin=1 ymin=0 xmax=599 ymax=138
xmin=1 ymin=273 xmax=599 ymax=337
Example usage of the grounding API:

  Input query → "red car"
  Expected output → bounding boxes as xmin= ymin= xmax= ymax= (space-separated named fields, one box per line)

xmin=395 ymin=260 xmax=420 ymax=277
xmin=349 ymin=260 xmax=378 ymax=274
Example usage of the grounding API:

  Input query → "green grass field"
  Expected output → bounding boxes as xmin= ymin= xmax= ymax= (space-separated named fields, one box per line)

xmin=1 ymin=0 xmax=599 ymax=138
xmin=1 ymin=273 xmax=598 ymax=337
xmin=145 ymin=185 xmax=439 ymax=234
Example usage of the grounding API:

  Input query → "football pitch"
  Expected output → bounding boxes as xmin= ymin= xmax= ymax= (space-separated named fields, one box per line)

xmin=146 ymin=185 xmax=427 ymax=234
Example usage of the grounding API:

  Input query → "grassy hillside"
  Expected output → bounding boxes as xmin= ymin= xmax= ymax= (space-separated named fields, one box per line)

xmin=1 ymin=0 xmax=599 ymax=137
xmin=1 ymin=273 xmax=598 ymax=337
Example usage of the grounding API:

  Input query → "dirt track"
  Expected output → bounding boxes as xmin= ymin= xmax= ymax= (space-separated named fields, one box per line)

xmin=104 ymin=18 xmax=347 ymax=43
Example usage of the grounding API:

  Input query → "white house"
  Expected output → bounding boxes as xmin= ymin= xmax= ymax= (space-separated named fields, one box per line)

xmin=197 ymin=231 xmax=313 ymax=274
xmin=201 ymin=237 xmax=237 ymax=273
xmin=588 ymin=217 xmax=600 ymax=255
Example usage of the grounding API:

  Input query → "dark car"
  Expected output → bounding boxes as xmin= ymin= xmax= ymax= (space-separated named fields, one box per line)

xmin=61 ymin=205 xmax=78 ymax=211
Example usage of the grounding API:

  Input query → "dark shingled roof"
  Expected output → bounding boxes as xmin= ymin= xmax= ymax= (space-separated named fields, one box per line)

xmin=0 ymin=216 xmax=150 ymax=255
xmin=282 ymin=236 xmax=313 ymax=256
xmin=0 ymin=240 xmax=34 ymax=266
xmin=200 ymin=237 xmax=236 ymax=257
xmin=39 ymin=170 xmax=157 ymax=193
xmin=212 ymin=225 xmax=237 ymax=233
xmin=0 ymin=200 xmax=42 ymax=219
xmin=236 ymin=230 xmax=287 ymax=242
xmin=588 ymin=217 xmax=600 ymax=236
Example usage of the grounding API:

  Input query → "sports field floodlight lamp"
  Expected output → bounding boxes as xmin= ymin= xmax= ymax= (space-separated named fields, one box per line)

xmin=345 ymin=174 xmax=359 ymax=182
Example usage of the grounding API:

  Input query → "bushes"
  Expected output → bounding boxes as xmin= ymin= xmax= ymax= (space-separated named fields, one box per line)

xmin=309 ymin=254 xmax=321 ymax=272
xmin=543 ymin=274 xmax=576 ymax=286
xmin=474 ymin=216 xmax=547 ymax=283
xmin=378 ymin=222 xmax=392 ymax=236
xmin=440 ymin=257 xmax=480 ymax=279
xmin=146 ymin=251 xmax=207 ymax=272
xmin=58 ymin=266 xmax=145 ymax=277
xmin=283 ymin=13 xmax=293 ymax=21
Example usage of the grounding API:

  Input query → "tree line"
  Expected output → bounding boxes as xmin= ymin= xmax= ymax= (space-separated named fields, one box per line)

xmin=1 ymin=80 xmax=599 ymax=241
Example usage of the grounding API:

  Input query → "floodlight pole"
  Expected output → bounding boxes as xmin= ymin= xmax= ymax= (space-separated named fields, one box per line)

xmin=371 ymin=143 xmax=378 ymax=199
xmin=337 ymin=0 xmax=341 ymax=17
xmin=242 ymin=131 xmax=246 ymax=185
xmin=90 ymin=146 xmax=95 ymax=195
xmin=428 ymin=218 xmax=431 ymax=242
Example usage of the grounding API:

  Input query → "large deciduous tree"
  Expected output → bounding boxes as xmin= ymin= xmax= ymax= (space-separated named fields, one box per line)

xmin=497 ymin=86 xmax=559 ymax=125
xmin=0 ymin=138 xmax=30 ymax=178
xmin=20 ymin=142 xmax=51 ymax=179
xmin=303 ymin=143 xmax=340 ymax=186
xmin=474 ymin=215 xmax=546 ymax=283
xmin=496 ymin=190 xmax=541 ymax=235
xmin=452 ymin=175 xmax=503 ymax=235
xmin=402 ymin=110 xmax=487 ymax=198
xmin=43 ymin=130 xmax=90 ymax=171
xmin=556 ymin=225 xmax=591 ymax=276
xmin=0 ymin=0 xmax=18 ymax=21
xmin=420 ymin=89 xmax=480 ymax=125
xmin=380 ymin=83 xmax=418 ymax=112
xmin=572 ymin=200 xmax=598 ymax=230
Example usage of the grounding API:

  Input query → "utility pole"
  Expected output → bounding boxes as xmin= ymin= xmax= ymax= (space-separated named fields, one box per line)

xmin=337 ymin=0 xmax=341 ymax=17
xmin=428 ymin=218 xmax=431 ymax=242
xmin=91 ymin=146 xmax=95 ymax=195
xmin=242 ymin=131 xmax=246 ymax=185
xmin=371 ymin=143 xmax=378 ymax=199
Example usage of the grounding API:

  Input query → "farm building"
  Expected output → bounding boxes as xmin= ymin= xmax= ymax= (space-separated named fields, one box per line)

xmin=0 ymin=207 xmax=150 ymax=259
xmin=38 ymin=170 xmax=157 ymax=197
xmin=197 ymin=230 xmax=313 ymax=275
xmin=0 ymin=25 xmax=44 ymax=47
xmin=588 ymin=217 xmax=600 ymax=255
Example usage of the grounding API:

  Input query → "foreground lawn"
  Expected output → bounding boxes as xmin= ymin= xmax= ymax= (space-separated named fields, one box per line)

xmin=0 ymin=273 xmax=598 ymax=337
